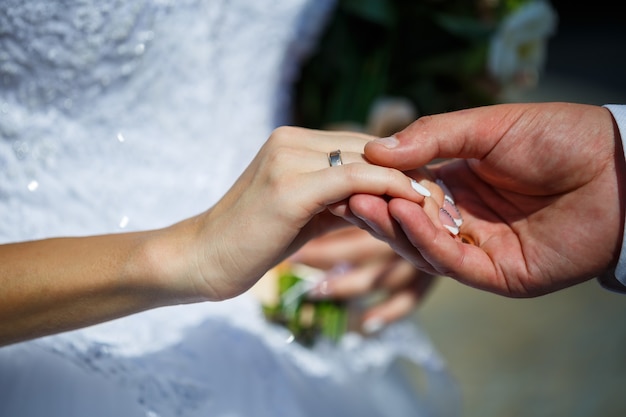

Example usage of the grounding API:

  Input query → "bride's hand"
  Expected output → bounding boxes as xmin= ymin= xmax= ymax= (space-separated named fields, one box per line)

xmin=163 ymin=127 xmax=430 ymax=301
xmin=0 ymin=127 xmax=430 ymax=345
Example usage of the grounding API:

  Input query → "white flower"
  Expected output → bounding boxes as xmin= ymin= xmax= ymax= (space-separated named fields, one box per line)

xmin=487 ymin=1 xmax=558 ymax=86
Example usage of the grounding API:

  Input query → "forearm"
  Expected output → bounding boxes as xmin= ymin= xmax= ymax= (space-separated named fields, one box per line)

xmin=0 ymin=226 xmax=195 ymax=346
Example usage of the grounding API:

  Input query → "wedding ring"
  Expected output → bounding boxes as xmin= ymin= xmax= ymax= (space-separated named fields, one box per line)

xmin=459 ymin=233 xmax=476 ymax=246
xmin=328 ymin=149 xmax=343 ymax=167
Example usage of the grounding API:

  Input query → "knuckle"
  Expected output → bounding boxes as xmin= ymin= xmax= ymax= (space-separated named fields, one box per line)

xmin=261 ymin=145 xmax=307 ymax=193
xmin=414 ymin=114 xmax=434 ymax=126
xmin=268 ymin=126 xmax=302 ymax=146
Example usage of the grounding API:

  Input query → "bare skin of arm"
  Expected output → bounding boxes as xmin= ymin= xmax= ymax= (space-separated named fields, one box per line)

xmin=0 ymin=127 xmax=430 ymax=346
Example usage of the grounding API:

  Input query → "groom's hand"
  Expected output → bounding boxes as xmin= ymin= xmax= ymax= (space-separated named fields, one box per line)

xmin=346 ymin=103 xmax=625 ymax=297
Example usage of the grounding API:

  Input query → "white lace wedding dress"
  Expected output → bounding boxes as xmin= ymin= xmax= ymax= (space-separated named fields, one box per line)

xmin=0 ymin=1 xmax=458 ymax=416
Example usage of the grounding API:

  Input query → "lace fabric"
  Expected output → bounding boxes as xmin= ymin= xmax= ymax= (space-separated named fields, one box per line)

xmin=0 ymin=1 xmax=459 ymax=415
xmin=0 ymin=0 xmax=334 ymax=240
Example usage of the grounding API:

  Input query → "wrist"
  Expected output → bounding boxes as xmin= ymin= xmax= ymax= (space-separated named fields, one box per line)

xmin=138 ymin=219 xmax=211 ymax=304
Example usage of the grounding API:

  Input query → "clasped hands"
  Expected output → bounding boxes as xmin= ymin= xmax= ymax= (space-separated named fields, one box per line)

xmin=4 ymin=102 xmax=622 ymax=345
xmin=193 ymin=102 xmax=624 ymax=332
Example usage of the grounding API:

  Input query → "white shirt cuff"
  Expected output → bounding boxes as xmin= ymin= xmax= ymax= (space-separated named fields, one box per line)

xmin=603 ymin=104 xmax=626 ymax=287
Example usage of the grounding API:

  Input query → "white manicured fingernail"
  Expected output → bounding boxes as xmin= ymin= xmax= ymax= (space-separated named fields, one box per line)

xmin=443 ymin=224 xmax=460 ymax=235
xmin=362 ymin=317 xmax=385 ymax=334
xmin=440 ymin=208 xmax=460 ymax=235
xmin=411 ymin=179 xmax=431 ymax=197
xmin=443 ymin=198 xmax=463 ymax=227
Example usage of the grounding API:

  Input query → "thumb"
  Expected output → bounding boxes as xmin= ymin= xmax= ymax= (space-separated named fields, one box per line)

xmin=363 ymin=104 xmax=523 ymax=170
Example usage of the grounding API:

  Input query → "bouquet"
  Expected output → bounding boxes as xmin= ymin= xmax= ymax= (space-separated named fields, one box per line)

xmin=253 ymin=262 xmax=351 ymax=347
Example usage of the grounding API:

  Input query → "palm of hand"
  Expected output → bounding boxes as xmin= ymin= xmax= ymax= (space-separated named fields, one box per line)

xmin=353 ymin=103 xmax=623 ymax=297
xmin=430 ymin=105 xmax=621 ymax=296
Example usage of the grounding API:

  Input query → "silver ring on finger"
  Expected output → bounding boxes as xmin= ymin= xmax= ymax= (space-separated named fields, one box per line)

xmin=328 ymin=149 xmax=343 ymax=167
